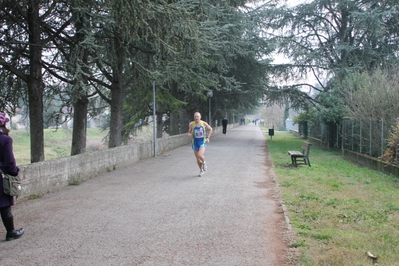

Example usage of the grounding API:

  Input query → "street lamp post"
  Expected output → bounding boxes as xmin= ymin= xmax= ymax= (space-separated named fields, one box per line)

xmin=206 ymin=90 xmax=213 ymax=126
xmin=152 ymin=81 xmax=156 ymax=157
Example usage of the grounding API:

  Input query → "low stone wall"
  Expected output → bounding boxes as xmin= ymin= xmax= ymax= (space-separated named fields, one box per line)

xmin=343 ymin=149 xmax=399 ymax=177
xmin=18 ymin=141 xmax=153 ymax=200
xmin=17 ymin=124 xmax=230 ymax=201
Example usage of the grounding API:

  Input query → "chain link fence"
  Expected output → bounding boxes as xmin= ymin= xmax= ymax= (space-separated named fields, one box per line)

xmin=307 ymin=118 xmax=399 ymax=164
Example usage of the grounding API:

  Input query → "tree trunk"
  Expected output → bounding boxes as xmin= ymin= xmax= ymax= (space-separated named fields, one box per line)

xmin=70 ymin=10 xmax=89 ymax=156
xmin=180 ymin=109 xmax=190 ymax=133
xmin=169 ymin=112 xmax=179 ymax=135
xmin=109 ymin=81 xmax=124 ymax=148
xmin=157 ymin=112 xmax=163 ymax=138
xmin=155 ymin=100 xmax=164 ymax=139
xmin=108 ymin=36 xmax=125 ymax=148
xmin=328 ymin=122 xmax=338 ymax=149
xmin=28 ymin=0 xmax=45 ymax=163
xmin=71 ymin=97 xmax=88 ymax=155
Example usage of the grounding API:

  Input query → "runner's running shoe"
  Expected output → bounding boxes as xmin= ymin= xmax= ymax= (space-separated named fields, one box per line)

xmin=199 ymin=170 xmax=205 ymax=177
xmin=202 ymin=161 xmax=207 ymax=171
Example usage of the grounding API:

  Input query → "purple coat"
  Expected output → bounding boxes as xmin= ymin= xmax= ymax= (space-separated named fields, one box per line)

xmin=0 ymin=130 xmax=19 ymax=207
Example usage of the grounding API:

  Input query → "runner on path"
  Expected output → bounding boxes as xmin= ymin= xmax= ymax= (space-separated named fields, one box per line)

xmin=187 ymin=112 xmax=213 ymax=176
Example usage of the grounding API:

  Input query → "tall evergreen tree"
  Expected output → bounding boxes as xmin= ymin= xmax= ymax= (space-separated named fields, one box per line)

xmin=0 ymin=0 xmax=72 ymax=162
xmin=259 ymin=0 xmax=399 ymax=110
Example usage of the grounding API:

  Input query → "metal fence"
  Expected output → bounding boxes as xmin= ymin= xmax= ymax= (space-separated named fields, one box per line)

xmin=307 ymin=118 xmax=399 ymax=164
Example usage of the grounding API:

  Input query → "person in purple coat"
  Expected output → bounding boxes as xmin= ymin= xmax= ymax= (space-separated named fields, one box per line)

xmin=0 ymin=112 xmax=24 ymax=241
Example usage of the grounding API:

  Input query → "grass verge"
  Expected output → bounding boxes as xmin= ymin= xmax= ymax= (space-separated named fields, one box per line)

xmin=265 ymin=130 xmax=399 ymax=266
xmin=11 ymin=128 xmax=108 ymax=166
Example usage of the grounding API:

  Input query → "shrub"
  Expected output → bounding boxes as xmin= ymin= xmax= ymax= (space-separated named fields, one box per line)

xmin=382 ymin=124 xmax=399 ymax=165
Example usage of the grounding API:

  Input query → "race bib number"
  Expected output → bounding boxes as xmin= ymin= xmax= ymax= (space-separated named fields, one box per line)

xmin=194 ymin=127 xmax=204 ymax=138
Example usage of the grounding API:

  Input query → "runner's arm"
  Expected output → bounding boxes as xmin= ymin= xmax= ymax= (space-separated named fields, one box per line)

xmin=204 ymin=122 xmax=212 ymax=139
xmin=187 ymin=122 xmax=193 ymax=138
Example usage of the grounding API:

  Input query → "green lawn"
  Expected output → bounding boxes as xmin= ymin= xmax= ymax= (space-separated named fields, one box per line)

xmin=264 ymin=130 xmax=399 ymax=266
xmin=10 ymin=128 xmax=108 ymax=166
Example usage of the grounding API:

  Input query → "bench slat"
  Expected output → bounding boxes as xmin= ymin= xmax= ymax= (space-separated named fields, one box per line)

xmin=288 ymin=151 xmax=303 ymax=156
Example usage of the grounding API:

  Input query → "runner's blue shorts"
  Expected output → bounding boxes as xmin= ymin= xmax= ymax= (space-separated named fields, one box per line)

xmin=192 ymin=138 xmax=207 ymax=151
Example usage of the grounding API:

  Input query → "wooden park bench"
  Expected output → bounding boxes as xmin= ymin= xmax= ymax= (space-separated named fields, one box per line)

xmin=288 ymin=142 xmax=312 ymax=167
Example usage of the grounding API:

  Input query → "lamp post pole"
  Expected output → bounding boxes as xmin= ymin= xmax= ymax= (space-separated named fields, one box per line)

xmin=206 ymin=90 xmax=213 ymax=126
xmin=152 ymin=81 xmax=156 ymax=157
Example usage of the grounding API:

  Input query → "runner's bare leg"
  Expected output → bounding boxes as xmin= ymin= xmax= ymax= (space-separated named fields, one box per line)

xmin=194 ymin=147 xmax=205 ymax=170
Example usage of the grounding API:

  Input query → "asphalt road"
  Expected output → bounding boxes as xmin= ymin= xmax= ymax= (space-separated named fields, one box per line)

xmin=0 ymin=124 xmax=294 ymax=266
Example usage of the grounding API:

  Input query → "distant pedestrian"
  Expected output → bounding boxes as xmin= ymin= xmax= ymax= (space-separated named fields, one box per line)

xmin=222 ymin=117 xmax=228 ymax=135
xmin=0 ymin=112 xmax=24 ymax=241
xmin=187 ymin=112 xmax=213 ymax=177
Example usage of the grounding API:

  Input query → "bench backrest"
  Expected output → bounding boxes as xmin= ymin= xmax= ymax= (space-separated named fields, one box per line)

xmin=301 ymin=142 xmax=312 ymax=156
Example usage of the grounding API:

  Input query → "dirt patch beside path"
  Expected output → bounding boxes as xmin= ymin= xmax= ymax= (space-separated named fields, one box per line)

xmin=264 ymin=140 xmax=299 ymax=265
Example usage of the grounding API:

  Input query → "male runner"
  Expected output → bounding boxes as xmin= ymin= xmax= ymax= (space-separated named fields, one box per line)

xmin=187 ymin=112 xmax=213 ymax=176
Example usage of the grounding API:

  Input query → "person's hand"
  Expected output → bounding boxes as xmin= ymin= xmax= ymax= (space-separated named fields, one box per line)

xmin=187 ymin=133 xmax=192 ymax=138
xmin=206 ymin=137 xmax=210 ymax=143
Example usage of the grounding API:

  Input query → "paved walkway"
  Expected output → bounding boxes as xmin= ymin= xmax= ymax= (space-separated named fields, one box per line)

xmin=0 ymin=124 xmax=294 ymax=266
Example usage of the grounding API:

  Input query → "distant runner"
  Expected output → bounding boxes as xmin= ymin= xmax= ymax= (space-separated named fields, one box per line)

xmin=187 ymin=112 xmax=213 ymax=177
